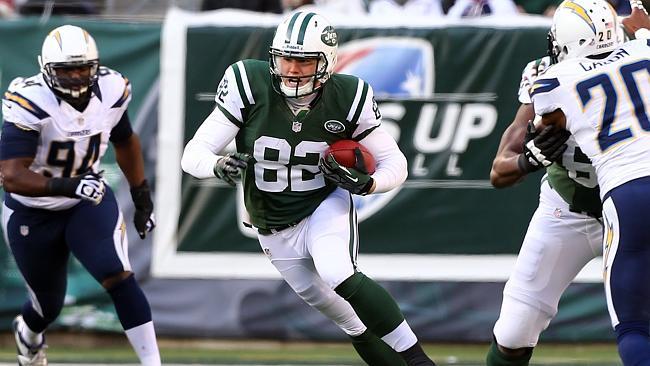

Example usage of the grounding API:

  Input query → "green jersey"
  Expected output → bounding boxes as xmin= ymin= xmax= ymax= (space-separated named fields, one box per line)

xmin=546 ymin=138 xmax=601 ymax=216
xmin=215 ymin=59 xmax=380 ymax=229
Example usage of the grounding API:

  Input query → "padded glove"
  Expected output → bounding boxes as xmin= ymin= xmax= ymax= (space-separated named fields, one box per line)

xmin=518 ymin=120 xmax=570 ymax=173
xmin=131 ymin=180 xmax=155 ymax=239
xmin=213 ymin=152 xmax=251 ymax=186
xmin=319 ymin=148 xmax=374 ymax=195
xmin=47 ymin=170 xmax=105 ymax=205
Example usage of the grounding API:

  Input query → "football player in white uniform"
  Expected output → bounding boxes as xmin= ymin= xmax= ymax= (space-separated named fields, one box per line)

xmin=0 ymin=25 xmax=159 ymax=366
xmin=487 ymin=55 xmax=603 ymax=365
xmin=182 ymin=11 xmax=436 ymax=366
xmin=531 ymin=1 xmax=650 ymax=364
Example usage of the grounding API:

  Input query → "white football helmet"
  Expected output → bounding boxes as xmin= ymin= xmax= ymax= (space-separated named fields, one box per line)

xmin=548 ymin=0 xmax=621 ymax=63
xmin=269 ymin=12 xmax=338 ymax=98
xmin=38 ymin=25 xmax=99 ymax=101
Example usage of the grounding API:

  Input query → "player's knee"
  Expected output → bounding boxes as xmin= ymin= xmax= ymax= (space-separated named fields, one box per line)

xmin=101 ymin=271 xmax=133 ymax=290
xmin=293 ymin=281 xmax=365 ymax=336
xmin=316 ymin=267 xmax=355 ymax=290
xmin=493 ymin=297 xmax=553 ymax=349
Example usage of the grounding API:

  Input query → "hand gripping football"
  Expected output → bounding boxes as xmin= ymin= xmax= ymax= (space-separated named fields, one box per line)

xmin=324 ymin=140 xmax=376 ymax=174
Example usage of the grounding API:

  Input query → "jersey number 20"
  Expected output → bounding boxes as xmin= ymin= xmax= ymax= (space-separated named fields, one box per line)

xmin=577 ymin=59 xmax=650 ymax=152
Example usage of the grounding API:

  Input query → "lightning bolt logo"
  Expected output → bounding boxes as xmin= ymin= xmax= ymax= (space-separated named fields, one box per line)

xmin=603 ymin=219 xmax=614 ymax=279
xmin=562 ymin=0 xmax=596 ymax=35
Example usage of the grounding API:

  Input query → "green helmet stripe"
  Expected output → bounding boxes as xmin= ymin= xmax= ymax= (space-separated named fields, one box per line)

xmin=285 ymin=12 xmax=302 ymax=43
xmin=297 ymin=12 xmax=316 ymax=45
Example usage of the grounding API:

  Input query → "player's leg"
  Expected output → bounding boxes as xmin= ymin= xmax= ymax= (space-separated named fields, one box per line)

xmin=66 ymin=187 xmax=160 ymax=366
xmin=2 ymin=199 xmax=70 ymax=365
xmin=602 ymin=179 xmax=650 ymax=365
xmin=488 ymin=182 xmax=602 ymax=366
xmin=307 ymin=188 xmax=435 ymax=365
xmin=267 ymin=255 xmax=407 ymax=366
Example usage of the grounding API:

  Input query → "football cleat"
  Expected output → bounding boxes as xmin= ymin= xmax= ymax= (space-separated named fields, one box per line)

xmin=13 ymin=315 xmax=48 ymax=366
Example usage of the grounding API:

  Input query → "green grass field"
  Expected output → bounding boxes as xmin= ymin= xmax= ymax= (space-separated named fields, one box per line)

xmin=0 ymin=333 xmax=622 ymax=365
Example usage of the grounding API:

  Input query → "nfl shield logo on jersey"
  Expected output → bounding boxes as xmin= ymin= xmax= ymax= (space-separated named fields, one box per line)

xmin=292 ymin=121 xmax=302 ymax=133
xmin=20 ymin=225 xmax=29 ymax=236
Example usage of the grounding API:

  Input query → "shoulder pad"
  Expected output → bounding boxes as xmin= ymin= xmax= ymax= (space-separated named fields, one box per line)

xmin=345 ymin=77 xmax=370 ymax=124
xmin=3 ymin=74 xmax=51 ymax=123
xmin=224 ymin=61 xmax=257 ymax=108
xmin=97 ymin=67 xmax=131 ymax=109
xmin=530 ymin=77 xmax=560 ymax=98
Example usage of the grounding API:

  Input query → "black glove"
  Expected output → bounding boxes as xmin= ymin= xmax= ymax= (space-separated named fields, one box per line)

xmin=131 ymin=180 xmax=155 ymax=239
xmin=213 ymin=152 xmax=251 ymax=186
xmin=518 ymin=120 xmax=570 ymax=173
xmin=319 ymin=148 xmax=374 ymax=195
xmin=47 ymin=170 xmax=105 ymax=205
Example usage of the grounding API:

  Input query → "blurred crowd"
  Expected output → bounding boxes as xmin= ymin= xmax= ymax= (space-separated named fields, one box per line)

xmin=265 ymin=0 xmax=650 ymax=17
xmin=1 ymin=0 xmax=649 ymax=18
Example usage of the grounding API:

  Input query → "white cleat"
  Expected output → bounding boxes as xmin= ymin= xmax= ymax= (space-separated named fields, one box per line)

xmin=12 ymin=315 xmax=48 ymax=366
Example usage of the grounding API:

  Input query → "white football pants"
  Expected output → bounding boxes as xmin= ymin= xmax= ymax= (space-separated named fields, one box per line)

xmin=256 ymin=188 xmax=366 ymax=336
xmin=493 ymin=179 xmax=602 ymax=349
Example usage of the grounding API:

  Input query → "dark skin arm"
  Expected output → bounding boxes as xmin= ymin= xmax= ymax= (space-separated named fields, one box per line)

xmin=112 ymin=133 xmax=146 ymax=187
xmin=539 ymin=109 xmax=567 ymax=130
xmin=0 ymin=134 xmax=146 ymax=195
xmin=489 ymin=103 xmax=535 ymax=188
xmin=0 ymin=157 xmax=51 ymax=196
xmin=622 ymin=7 xmax=650 ymax=35
xmin=1 ymin=153 xmax=135 ymax=290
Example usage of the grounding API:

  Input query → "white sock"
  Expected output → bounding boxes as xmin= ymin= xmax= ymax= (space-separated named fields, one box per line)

xmin=381 ymin=320 xmax=418 ymax=352
xmin=20 ymin=319 xmax=44 ymax=347
xmin=124 ymin=321 xmax=161 ymax=366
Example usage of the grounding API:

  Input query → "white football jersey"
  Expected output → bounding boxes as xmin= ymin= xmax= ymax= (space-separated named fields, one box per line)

xmin=532 ymin=39 xmax=650 ymax=197
xmin=1 ymin=66 xmax=131 ymax=210
xmin=518 ymin=56 xmax=598 ymax=189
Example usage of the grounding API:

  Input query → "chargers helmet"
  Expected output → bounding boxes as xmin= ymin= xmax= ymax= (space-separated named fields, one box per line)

xmin=269 ymin=12 xmax=338 ymax=98
xmin=548 ymin=0 xmax=621 ymax=63
xmin=38 ymin=25 xmax=99 ymax=102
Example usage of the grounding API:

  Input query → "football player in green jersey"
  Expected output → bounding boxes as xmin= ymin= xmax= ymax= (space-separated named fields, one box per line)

xmin=485 ymin=37 xmax=605 ymax=366
xmin=182 ymin=11 xmax=435 ymax=366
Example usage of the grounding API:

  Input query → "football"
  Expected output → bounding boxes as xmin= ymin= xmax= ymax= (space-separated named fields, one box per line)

xmin=324 ymin=140 xmax=376 ymax=174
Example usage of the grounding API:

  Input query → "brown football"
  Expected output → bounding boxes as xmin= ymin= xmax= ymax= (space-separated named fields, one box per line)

xmin=324 ymin=140 xmax=376 ymax=174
